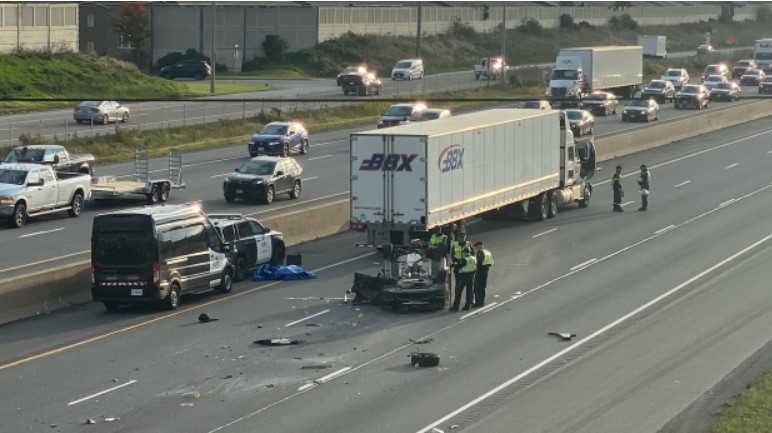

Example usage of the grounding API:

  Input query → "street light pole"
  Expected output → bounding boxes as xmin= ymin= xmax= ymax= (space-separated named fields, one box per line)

xmin=416 ymin=2 xmax=422 ymax=58
xmin=210 ymin=2 xmax=216 ymax=94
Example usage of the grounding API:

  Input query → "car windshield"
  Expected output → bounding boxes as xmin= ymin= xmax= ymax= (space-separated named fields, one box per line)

xmin=0 ymin=168 xmax=27 ymax=185
xmin=411 ymin=111 xmax=443 ymax=121
xmin=258 ymin=124 xmax=288 ymax=135
xmin=647 ymin=81 xmax=665 ymax=89
xmin=705 ymin=76 xmax=722 ymax=82
xmin=565 ymin=111 xmax=583 ymax=120
xmin=756 ymin=53 xmax=772 ymax=60
xmin=78 ymin=101 xmax=101 ymax=108
xmin=715 ymin=83 xmax=734 ymax=89
xmin=341 ymin=67 xmax=357 ymax=74
xmin=681 ymin=85 xmax=700 ymax=93
xmin=586 ymin=93 xmax=608 ymax=100
xmin=744 ymin=70 xmax=761 ymax=76
xmin=551 ymin=70 xmax=578 ymax=80
xmin=239 ymin=160 xmax=276 ymax=176
xmin=628 ymin=100 xmax=650 ymax=107
xmin=736 ymin=61 xmax=751 ymax=67
xmin=764 ymin=77 xmax=772 ymax=83
xmin=666 ymin=70 xmax=683 ymax=77
xmin=383 ymin=106 xmax=414 ymax=116
xmin=395 ymin=61 xmax=412 ymax=69
xmin=4 ymin=148 xmax=45 ymax=163
xmin=705 ymin=67 xmax=721 ymax=74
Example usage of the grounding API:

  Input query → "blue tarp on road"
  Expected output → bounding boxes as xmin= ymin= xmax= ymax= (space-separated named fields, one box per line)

xmin=253 ymin=264 xmax=318 ymax=281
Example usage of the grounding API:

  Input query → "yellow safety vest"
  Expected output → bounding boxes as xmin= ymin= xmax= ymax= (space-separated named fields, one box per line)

xmin=481 ymin=249 xmax=494 ymax=266
xmin=460 ymin=256 xmax=477 ymax=273
xmin=429 ymin=233 xmax=447 ymax=246
xmin=452 ymin=241 xmax=471 ymax=259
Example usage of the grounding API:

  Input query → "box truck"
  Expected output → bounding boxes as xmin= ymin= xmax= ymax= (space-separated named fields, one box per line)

xmin=546 ymin=46 xmax=643 ymax=106
xmin=754 ymin=38 xmax=772 ymax=72
xmin=638 ymin=35 xmax=667 ymax=59
xmin=350 ymin=109 xmax=596 ymax=248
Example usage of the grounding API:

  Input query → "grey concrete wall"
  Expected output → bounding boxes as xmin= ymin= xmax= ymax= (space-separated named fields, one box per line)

xmin=0 ymin=3 xmax=78 ymax=53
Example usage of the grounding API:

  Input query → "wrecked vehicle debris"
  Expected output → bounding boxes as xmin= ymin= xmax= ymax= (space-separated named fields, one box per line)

xmin=254 ymin=338 xmax=305 ymax=346
xmin=548 ymin=332 xmax=577 ymax=341
xmin=410 ymin=352 xmax=440 ymax=367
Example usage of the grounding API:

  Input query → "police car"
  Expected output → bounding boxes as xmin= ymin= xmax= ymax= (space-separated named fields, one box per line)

xmin=209 ymin=214 xmax=286 ymax=281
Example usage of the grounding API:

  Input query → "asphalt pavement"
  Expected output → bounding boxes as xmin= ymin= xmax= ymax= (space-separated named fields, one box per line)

xmin=0 ymin=116 xmax=771 ymax=433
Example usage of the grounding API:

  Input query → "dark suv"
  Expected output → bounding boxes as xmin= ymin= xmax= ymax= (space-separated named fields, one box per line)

xmin=210 ymin=214 xmax=286 ymax=281
xmin=159 ymin=60 xmax=212 ymax=80
xmin=223 ymin=156 xmax=303 ymax=205
xmin=342 ymin=72 xmax=382 ymax=96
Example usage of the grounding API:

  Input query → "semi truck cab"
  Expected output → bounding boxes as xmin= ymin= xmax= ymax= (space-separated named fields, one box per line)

xmin=547 ymin=56 xmax=586 ymax=105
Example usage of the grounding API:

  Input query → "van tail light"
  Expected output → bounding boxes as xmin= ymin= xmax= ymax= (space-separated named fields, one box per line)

xmin=351 ymin=222 xmax=366 ymax=232
xmin=91 ymin=262 xmax=95 ymax=284
xmin=153 ymin=262 xmax=161 ymax=288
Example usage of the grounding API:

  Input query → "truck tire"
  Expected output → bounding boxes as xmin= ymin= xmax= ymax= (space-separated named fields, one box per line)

xmin=216 ymin=268 xmax=234 ymax=294
xmin=67 ymin=192 xmax=84 ymax=218
xmin=548 ymin=193 xmax=559 ymax=219
xmin=578 ymin=185 xmax=591 ymax=208
xmin=528 ymin=194 xmax=548 ymax=222
xmin=10 ymin=203 xmax=27 ymax=228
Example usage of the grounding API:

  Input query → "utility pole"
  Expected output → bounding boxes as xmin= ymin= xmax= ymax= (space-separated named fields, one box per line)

xmin=210 ymin=2 xmax=216 ymax=94
xmin=500 ymin=4 xmax=506 ymax=60
xmin=416 ymin=2 xmax=422 ymax=58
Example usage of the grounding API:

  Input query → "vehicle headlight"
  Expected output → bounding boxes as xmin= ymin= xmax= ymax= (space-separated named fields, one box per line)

xmin=0 ymin=196 xmax=14 ymax=205
xmin=377 ymin=120 xmax=384 ymax=125
xmin=545 ymin=89 xmax=551 ymax=96
xmin=248 ymin=140 xmax=255 ymax=145
xmin=623 ymin=110 xmax=629 ymax=114
xmin=253 ymin=179 xmax=264 ymax=184
xmin=269 ymin=141 xmax=280 ymax=146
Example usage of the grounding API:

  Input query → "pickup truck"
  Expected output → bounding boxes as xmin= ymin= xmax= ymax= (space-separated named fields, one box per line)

xmin=3 ymin=145 xmax=95 ymax=175
xmin=0 ymin=163 xmax=91 ymax=228
xmin=474 ymin=57 xmax=506 ymax=80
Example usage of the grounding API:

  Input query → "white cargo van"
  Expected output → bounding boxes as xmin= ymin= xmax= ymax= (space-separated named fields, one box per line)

xmin=391 ymin=59 xmax=424 ymax=80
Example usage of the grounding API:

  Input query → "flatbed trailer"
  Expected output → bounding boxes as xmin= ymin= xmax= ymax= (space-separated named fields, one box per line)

xmin=91 ymin=147 xmax=184 ymax=204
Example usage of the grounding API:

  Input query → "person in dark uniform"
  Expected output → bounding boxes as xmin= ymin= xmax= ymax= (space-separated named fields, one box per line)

xmin=450 ymin=247 xmax=476 ymax=312
xmin=612 ymin=165 xmax=624 ymax=212
xmin=638 ymin=164 xmax=650 ymax=211
xmin=473 ymin=241 xmax=494 ymax=308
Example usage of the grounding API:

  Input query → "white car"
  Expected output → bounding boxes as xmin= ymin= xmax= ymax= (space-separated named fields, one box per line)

xmin=660 ymin=68 xmax=690 ymax=89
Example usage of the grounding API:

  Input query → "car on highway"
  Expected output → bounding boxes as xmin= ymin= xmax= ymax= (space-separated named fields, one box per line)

xmin=159 ymin=59 xmax=212 ymax=80
xmin=336 ymin=65 xmax=367 ymax=86
xmin=578 ymin=91 xmax=619 ymax=116
xmin=210 ymin=214 xmax=286 ymax=281
xmin=391 ymin=58 xmax=424 ymax=80
xmin=563 ymin=109 xmax=594 ymax=136
xmin=674 ymin=84 xmax=710 ymax=109
xmin=519 ymin=100 xmax=552 ymax=110
xmin=660 ymin=68 xmax=690 ymax=89
xmin=73 ymin=101 xmax=129 ymax=125
xmin=739 ymin=68 xmax=766 ymax=86
xmin=702 ymin=74 xmax=729 ymax=91
xmin=696 ymin=44 xmax=715 ymax=55
xmin=410 ymin=108 xmax=451 ymax=122
xmin=3 ymin=145 xmax=95 ymax=175
xmin=341 ymin=71 xmax=382 ymax=96
xmin=760 ymin=76 xmax=772 ymax=94
xmin=377 ymin=102 xmax=427 ymax=128
xmin=708 ymin=82 xmax=741 ymax=101
xmin=641 ymin=80 xmax=676 ymax=103
xmin=247 ymin=121 xmax=309 ymax=157
xmin=223 ymin=156 xmax=303 ymax=205
xmin=621 ymin=98 xmax=660 ymax=122
xmin=701 ymin=64 xmax=729 ymax=82
xmin=731 ymin=59 xmax=757 ymax=79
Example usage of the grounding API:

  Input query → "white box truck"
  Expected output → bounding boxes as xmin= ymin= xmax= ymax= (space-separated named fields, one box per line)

xmin=349 ymin=109 xmax=596 ymax=248
xmin=754 ymin=38 xmax=772 ymax=72
xmin=546 ymin=46 xmax=643 ymax=107
xmin=638 ymin=35 xmax=667 ymax=59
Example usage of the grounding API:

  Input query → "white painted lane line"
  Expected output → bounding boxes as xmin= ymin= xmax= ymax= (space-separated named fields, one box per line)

xmin=654 ymin=225 xmax=676 ymax=235
xmin=532 ymin=228 xmax=557 ymax=239
xmin=284 ymin=309 xmax=330 ymax=327
xmin=67 ymin=380 xmax=137 ymax=406
xmin=674 ymin=180 xmax=691 ymax=187
xmin=415 ymin=232 xmax=772 ymax=433
xmin=460 ymin=302 xmax=499 ymax=320
xmin=719 ymin=198 xmax=736 ymax=207
xmin=19 ymin=227 xmax=64 ymax=239
xmin=306 ymin=155 xmax=332 ymax=161
xmin=725 ymin=163 xmax=739 ymax=169
xmin=210 ymin=173 xmax=229 ymax=178
xmin=297 ymin=383 xmax=316 ymax=392
xmin=621 ymin=201 xmax=635 ymax=207
xmin=570 ymin=258 xmax=597 ymax=271
xmin=302 ymin=176 xmax=319 ymax=182
xmin=314 ymin=366 xmax=352 ymax=384
xmin=313 ymin=139 xmax=346 ymax=147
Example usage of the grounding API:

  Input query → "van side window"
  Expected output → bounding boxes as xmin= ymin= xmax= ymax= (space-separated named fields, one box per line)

xmin=159 ymin=226 xmax=186 ymax=258
xmin=185 ymin=223 xmax=207 ymax=254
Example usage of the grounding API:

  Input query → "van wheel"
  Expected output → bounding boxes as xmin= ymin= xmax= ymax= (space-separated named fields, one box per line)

xmin=263 ymin=186 xmax=275 ymax=205
xmin=67 ymin=192 xmax=84 ymax=217
xmin=10 ymin=203 xmax=27 ymax=228
xmin=104 ymin=302 xmax=120 ymax=311
xmin=164 ymin=283 xmax=180 ymax=310
xmin=548 ymin=193 xmax=558 ymax=219
xmin=234 ymin=255 xmax=248 ymax=282
xmin=270 ymin=242 xmax=286 ymax=266
xmin=289 ymin=180 xmax=301 ymax=199
xmin=217 ymin=268 xmax=233 ymax=293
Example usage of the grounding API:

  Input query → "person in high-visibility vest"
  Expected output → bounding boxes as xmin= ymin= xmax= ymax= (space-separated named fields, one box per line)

xmin=638 ymin=164 xmax=650 ymax=211
xmin=612 ymin=165 xmax=624 ymax=212
xmin=450 ymin=231 xmax=472 ymax=285
xmin=473 ymin=241 xmax=494 ymax=308
xmin=429 ymin=226 xmax=448 ymax=248
xmin=450 ymin=247 xmax=476 ymax=312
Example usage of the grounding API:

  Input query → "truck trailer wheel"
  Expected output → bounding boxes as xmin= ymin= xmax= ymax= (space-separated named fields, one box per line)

xmin=548 ymin=193 xmax=559 ymax=219
xmin=528 ymin=194 xmax=548 ymax=222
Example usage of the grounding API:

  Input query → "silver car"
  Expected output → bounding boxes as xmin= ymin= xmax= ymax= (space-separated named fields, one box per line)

xmin=74 ymin=101 xmax=130 ymax=125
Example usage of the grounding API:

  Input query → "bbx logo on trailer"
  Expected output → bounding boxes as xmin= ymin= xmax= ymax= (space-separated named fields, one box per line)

xmin=359 ymin=153 xmax=417 ymax=171
xmin=438 ymin=145 xmax=464 ymax=173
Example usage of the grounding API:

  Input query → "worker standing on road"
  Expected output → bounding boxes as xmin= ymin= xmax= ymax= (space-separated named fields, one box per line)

xmin=450 ymin=247 xmax=476 ymax=312
xmin=473 ymin=241 xmax=494 ymax=308
xmin=638 ymin=164 xmax=650 ymax=211
xmin=612 ymin=165 xmax=624 ymax=212
xmin=429 ymin=226 xmax=448 ymax=249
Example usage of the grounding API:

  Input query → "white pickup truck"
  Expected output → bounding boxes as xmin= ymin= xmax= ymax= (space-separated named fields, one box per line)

xmin=0 ymin=163 xmax=91 ymax=228
xmin=474 ymin=57 xmax=507 ymax=80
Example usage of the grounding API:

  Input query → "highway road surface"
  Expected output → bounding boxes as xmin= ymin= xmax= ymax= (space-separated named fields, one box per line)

xmin=0 ymin=115 xmax=771 ymax=433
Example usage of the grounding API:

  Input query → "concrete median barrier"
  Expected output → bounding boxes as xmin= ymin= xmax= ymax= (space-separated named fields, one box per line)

xmin=1 ymin=100 xmax=771 ymax=325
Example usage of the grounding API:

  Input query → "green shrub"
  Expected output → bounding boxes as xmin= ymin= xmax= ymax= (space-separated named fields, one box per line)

xmin=609 ymin=14 xmax=638 ymax=31
xmin=263 ymin=35 xmax=288 ymax=62
xmin=559 ymin=14 xmax=577 ymax=30
xmin=518 ymin=18 xmax=543 ymax=34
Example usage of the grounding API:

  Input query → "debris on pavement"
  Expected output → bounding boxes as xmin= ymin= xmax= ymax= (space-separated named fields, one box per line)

xmin=85 ymin=418 xmax=96 ymax=425
xmin=301 ymin=364 xmax=330 ymax=370
xmin=548 ymin=332 xmax=577 ymax=341
xmin=104 ymin=418 xmax=120 ymax=422
xmin=305 ymin=323 xmax=322 ymax=327
xmin=410 ymin=338 xmax=434 ymax=344
xmin=198 ymin=313 xmax=219 ymax=323
xmin=410 ymin=352 xmax=440 ymax=367
xmin=254 ymin=338 xmax=304 ymax=346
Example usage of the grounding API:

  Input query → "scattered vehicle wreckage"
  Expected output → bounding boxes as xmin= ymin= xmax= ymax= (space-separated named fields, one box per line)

xmin=351 ymin=240 xmax=451 ymax=311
